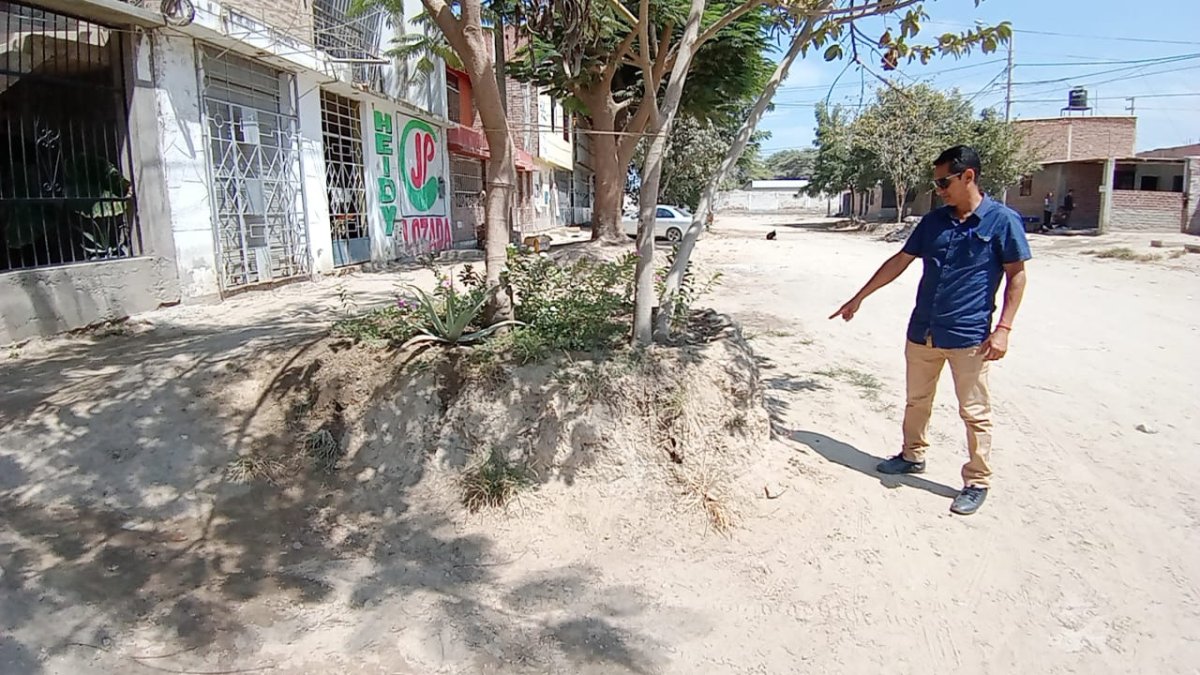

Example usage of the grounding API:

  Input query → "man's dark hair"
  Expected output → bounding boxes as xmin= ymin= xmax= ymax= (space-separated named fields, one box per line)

xmin=933 ymin=145 xmax=983 ymax=178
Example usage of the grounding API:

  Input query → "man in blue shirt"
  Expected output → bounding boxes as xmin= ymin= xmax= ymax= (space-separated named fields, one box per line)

xmin=830 ymin=145 xmax=1031 ymax=516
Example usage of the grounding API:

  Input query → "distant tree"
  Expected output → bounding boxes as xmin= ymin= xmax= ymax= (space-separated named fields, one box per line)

xmin=764 ymin=148 xmax=816 ymax=179
xmin=856 ymin=84 xmax=972 ymax=221
xmin=970 ymin=108 xmax=1042 ymax=198
xmin=806 ymin=103 xmax=881 ymax=216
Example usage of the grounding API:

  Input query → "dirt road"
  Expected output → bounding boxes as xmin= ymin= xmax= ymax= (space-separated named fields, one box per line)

xmin=2 ymin=218 xmax=1198 ymax=673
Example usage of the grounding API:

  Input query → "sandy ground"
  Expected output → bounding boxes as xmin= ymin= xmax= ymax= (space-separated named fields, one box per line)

xmin=2 ymin=217 xmax=1199 ymax=674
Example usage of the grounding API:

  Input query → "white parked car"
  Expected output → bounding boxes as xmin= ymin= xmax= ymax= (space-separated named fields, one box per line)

xmin=621 ymin=204 xmax=696 ymax=243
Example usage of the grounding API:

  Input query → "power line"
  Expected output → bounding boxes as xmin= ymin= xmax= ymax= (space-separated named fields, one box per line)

xmin=1014 ymin=63 xmax=1200 ymax=102
xmin=926 ymin=21 xmax=1200 ymax=47
xmin=1011 ymin=28 xmax=1200 ymax=47
xmin=1011 ymin=53 xmax=1200 ymax=86
xmin=1011 ymin=90 xmax=1200 ymax=104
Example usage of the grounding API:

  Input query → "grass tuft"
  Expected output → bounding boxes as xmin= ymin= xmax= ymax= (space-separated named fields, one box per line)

xmin=461 ymin=449 xmax=534 ymax=512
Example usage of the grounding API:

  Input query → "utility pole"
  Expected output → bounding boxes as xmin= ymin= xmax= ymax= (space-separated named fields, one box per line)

xmin=1003 ymin=37 xmax=1014 ymax=122
xmin=1001 ymin=37 xmax=1014 ymax=204
xmin=1125 ymin=96 xmax=1136 ymax=116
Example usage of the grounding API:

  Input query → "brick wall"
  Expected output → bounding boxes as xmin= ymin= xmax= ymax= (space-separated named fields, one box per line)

xmin=225 ymin=0 xmax=314 ymax=45
xmin=505 ymin=77 xmax=538 ymax=157
xmin=1015 ymin=117 xmax=1136 ymax=163
xmin=1006 ymin=168 xmax=1062 ymax=221
xmin=1110 ymin=190 xmax=1184 ymax=232
xmin=1187 ymin=158 xmax=1200 ymax=235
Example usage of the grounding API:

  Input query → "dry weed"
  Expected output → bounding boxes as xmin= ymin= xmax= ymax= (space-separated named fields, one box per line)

xmin=673 ymin=458 xmax=735 ymax=534
xmin=225 ymin=456 xmax=288 ymax=484
xmin=1084 ymin=247 xmax=1159 ymax=263
xmin=460 ymin=449 xmax=534 ymax=512
xmin=304 ymin=429 xmax=341 ymax=471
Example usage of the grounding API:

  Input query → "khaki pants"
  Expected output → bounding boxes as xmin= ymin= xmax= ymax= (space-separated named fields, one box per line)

xmin=901 ymin=339 xmax=993 ymax=488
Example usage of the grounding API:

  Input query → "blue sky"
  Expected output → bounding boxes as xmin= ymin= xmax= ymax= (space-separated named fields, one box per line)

xmin=758 ymin=0 xmax=1200 ymax=155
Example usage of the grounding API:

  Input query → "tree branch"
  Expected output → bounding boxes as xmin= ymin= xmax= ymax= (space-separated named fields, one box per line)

xmin=604 ymin=30 xmax=639 ymax=82
xmin=824 ymin=0 xmax=921 ymax=19
xmin=420 ymin=0 xmax=470 ymax=64
xmin=694 ymin=0 xmax=763 ymax=48
xmin=652 ymin=22 xmax=675 ymax=86
xmin=636 ymin=0 xmax=659 ymax=125
xmin=604 ymin=0 xmax=639 ymax=26
xmin=618 ymin=98 xmax=654 ymax=159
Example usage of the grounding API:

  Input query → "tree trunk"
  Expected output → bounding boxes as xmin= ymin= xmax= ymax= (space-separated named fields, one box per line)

xmin=589 ymin=101 xmax=627 ymax=244
xmin=474 ymin=73 xmax=516 ymax=322
xmin=632 ymin=0 xmax=706 ymax=345
xmin=895 ymin=182 xmax=907 ymax=224
xmin=584 ymin=89 xmax=647 ymax=244
xmin=653 ymin=15 xmax=819 ymax=340
xmin=422 ymin=0 xmax=515 ymax=321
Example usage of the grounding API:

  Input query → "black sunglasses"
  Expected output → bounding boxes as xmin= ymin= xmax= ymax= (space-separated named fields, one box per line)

xmin=932 ymin=172 xmax=963 ymax=190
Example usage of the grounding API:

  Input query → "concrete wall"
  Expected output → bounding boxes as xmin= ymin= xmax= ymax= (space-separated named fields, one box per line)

xmin=1188 ymin=158 xmax=1200 ymax=235
xmin=1126 ymin=162 xmax=1185 ymax=191
xmin=225 ymin=0 xmax=314 ymax=45
xmin=715 ymin=190 xmax=835 ymax=213
xmin=360 ymin=99 xmax=453 ymax=259
xmin=1015 ymin=117 xmax=1137 ymax=163
xmin=297 ymin=72 xmax=334 ymax=274
xmin=1110 ymin=190 xmax=1184 ymax=232
xmin=153 ymin=33 xmax=220 ymax=298
xmin=0 ymin=259 xmax=178 ymax=344
xmin=1007 ymin=165 xmax=1063 ymax=220
xmin=537 ymin=94 xmax=573 ymax=170
xmin=0 ymin=24 xmax=187 ymax=345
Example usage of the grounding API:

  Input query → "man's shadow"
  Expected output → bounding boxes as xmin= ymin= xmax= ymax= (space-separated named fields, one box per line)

xmin=786 ymin=429 xmax=960 ymax=499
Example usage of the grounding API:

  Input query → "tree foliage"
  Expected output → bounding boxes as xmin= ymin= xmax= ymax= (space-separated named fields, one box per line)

xmin=855 ymin=83 xmax=973 ymax=217
xmin=807 ymin=85 xmax=1039 ymax=220
xmin=764 ymin=148 xmax=816 ymax=179
xmin=970 ymin=109 xmax=1042 ymax=197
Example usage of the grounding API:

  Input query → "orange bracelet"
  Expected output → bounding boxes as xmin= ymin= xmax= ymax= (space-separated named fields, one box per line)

xmin=996 ymin=324 xmax=1013 ymax=332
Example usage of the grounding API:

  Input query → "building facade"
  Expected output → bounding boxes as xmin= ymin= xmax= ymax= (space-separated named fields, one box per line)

xmin=845 ymin=116 xmax=1199 ymax=234
xmin=1 ymin=0 xmax=456 ymax=344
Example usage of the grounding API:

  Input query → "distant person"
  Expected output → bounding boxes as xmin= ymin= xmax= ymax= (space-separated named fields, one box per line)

xmin=1062 ymin=189 xmax=1075 ymax=228
xmin=829 ymin=145 xmax=1030 ymax=516
xmin=1042 ymin=191 xmax=1054 ymax=232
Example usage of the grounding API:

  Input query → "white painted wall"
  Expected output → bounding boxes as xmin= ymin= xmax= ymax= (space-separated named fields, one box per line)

xmin=360 ymin=99 xmax=452 ymax=261
xmin=297 ymin=71 xmax=334 ymax=274
xmin=152 ymin=34 xmax=219 ymax=299
xmin=537 ymin=93 xmax=573 ymax=170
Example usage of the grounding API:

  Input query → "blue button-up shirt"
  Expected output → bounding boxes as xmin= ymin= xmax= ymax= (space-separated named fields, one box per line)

xmin=902 ymin=196 xmax=1032 ymax=349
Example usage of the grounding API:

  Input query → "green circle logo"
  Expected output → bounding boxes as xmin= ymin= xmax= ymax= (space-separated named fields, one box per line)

xmin=400 ymin=119 xmax=440 ymax=212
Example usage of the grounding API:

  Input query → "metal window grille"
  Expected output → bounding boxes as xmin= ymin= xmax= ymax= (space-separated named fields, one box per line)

xmin=313 ymin=0 xmax=384 ymax=90
xmin=201 ymin=46 xmax=308 ymax=291
xmin=0 ymin=1 xmax=139 ymax=272
xmin=320 ymin=91 xmax=369 ymax=267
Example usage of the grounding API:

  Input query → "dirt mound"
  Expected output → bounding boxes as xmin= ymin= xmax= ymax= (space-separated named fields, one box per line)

xmin=227 ymin=315 xmax=771 ymax=531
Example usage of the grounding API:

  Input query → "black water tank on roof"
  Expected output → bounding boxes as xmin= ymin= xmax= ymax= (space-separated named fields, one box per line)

xmin=1067 ymin=87 xmax=1089 ymax=110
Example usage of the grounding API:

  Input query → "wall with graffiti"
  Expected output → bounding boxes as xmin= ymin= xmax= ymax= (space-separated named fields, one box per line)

xmin=363 ymin=103 xmax=453 ymax=259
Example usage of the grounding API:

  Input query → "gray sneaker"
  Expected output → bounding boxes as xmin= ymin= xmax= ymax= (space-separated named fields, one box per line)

xmin=876 ymin=453 xmax=926 ymax=475
xmin=950 ymin=486 xmax=988 ymax=515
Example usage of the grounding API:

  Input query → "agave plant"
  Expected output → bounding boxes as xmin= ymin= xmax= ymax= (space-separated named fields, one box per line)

xmin=401 ymin=283 xmax=523 ymax=350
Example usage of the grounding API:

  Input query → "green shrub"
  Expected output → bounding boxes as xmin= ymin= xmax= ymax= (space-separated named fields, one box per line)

xmin=656 ymin=246 xmax=723 ymax=330
xmin=402 ymin=276 xmax=521 ymax=349
xmin=504 ymin=249 xmax=637 ymax=352
xmin=331 ymin=300 xmax=425 ymax=344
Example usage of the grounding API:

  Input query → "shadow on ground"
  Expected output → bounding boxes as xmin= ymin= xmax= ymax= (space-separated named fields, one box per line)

xmin=0 ymin=280 xmax=672 ymax=673
xmin=786 ymin=430 xmax=959 ymax=499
